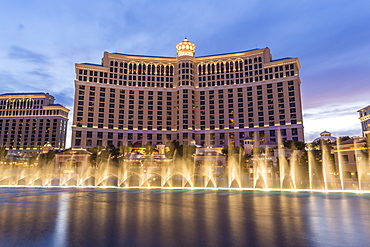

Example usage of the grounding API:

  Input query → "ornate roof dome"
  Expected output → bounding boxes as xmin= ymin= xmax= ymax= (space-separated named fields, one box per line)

xmin=176 ymin=38 xmax=196 ymax=57
xmin=313 ymin=130 xmax=337 ymax=143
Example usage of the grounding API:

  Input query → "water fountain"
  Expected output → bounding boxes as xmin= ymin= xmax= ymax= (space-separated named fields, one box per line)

xmin=1 ymin=138 xmax=370 ymax=193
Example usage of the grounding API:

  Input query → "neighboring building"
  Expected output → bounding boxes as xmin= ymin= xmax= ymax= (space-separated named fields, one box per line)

xmin=0 ymin=93 xmax=70 ymax=152
xmin=358 ymin=105 xmax=370 ymax=136
xmin=72 ymin=38 xmax=304 ymax=148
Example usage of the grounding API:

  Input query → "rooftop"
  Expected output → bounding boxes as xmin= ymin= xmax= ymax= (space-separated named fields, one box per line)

xmin=1 ymin=92 xmax=48 ymax=96
xmin=47 ymin=104 xmax=64 ymax=107
xmin=111 ymin=53 xmax=174 ymax=59
xmin=80 ymin=63 xmax=104 ymax=67
xmin=107 ymin=47 xmax=267 ymax=59
xmin=358 ymin=105 xmax=370 ymax=112
xmin=270 ymin=57 xmax=293 ymax=62
xmin=196 ymin=48 xmax=263 ymax=58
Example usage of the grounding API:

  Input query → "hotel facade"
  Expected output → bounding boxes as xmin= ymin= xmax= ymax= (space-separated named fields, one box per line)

xmin=72 ymin=39 xmax=304 ymax=148
xmin=358 ymin=105 xmax=370 ymax=137
xmin=0 ymin=93 xmax=70 ymax=152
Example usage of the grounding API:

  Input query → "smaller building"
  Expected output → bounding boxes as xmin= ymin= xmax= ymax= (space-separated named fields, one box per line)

xmin=313 ymin=131 xmax=337 ymax=143
xmin=194 ymin=146 xmax=226 ymax=176
xmin=54 ymin=148 xmax=92 ymax=173
xmin=243 ymin=137 xmax=254 ymax=155
xmin=0 ymin=150 xmax=30 ymax=167
xmin=333 ymin=137 xmax=367 ymax=177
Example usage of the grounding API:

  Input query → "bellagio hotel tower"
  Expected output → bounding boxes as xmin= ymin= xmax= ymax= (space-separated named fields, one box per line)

xmin=72 ymin=39 xmax=304 ymax=148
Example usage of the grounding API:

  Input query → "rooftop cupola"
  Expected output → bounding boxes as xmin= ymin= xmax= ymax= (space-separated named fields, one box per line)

xmin=176 ymin=38 xmax=196 ymax=57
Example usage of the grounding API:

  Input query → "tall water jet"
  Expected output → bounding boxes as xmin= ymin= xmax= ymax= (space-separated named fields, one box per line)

xmin=227 ymin=146 xmax=242 ymax=188
xmin=290 ymin=150 xmax=298 ymax=190
xmin=354 ymin=138 xmax=369 ymax=191
xmin=336 ymin=141 xmax=345 ymax=190
xmin=1 ymin=136 xmax=370 ymax=192
xmin=307 ymin=147 xmax=318 ymax=190
xmin=278 ymin=146 xmax=288 ymax=189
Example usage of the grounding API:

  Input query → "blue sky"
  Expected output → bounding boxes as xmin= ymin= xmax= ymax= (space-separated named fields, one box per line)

xmin=1 ymin=0 xmax=369 ymax=146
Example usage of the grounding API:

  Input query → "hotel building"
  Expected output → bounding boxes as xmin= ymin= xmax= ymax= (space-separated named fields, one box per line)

xmin=0 ymin=93 xmax=70 ymax=152
xmin=72 ymin=39 xmax=304 ymax=148
xmin=358 ymin=105 xmax=370 ymax=136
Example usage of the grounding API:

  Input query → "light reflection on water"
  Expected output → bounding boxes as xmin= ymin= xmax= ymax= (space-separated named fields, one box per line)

xmin=0 ymin=188 xmax=369 ymax=246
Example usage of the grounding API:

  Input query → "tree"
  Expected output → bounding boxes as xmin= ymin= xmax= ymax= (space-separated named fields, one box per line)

xmin=165 ymin=140 xmax=181 ymax=158
xmin=0 ymin=147 xmax=7 ymax=162
xmin=29 ymin=150 xmax=60 ymax=167
xmin=283 ymin=140 xmax=306 ymax=150
xmin=221 ymin=146 xmax=241 ymax=156
xmin=337 ymin=136 xmax=351 ymax=143
xmin=144 ymin=142 xmax=158 ymax=154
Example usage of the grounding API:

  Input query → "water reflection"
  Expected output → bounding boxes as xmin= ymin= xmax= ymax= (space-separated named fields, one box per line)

xmin=0 ymin=188 xmax=370 ymax=246
xmin=54 ymin=193 xmax=68 ymax=247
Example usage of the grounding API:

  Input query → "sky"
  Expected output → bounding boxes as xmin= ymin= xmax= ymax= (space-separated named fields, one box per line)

xmin=0 ymin=0 xmax=369 ymax=147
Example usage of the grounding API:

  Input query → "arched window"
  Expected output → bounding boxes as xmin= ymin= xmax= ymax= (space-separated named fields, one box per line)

xmin=143 ymin=64 xmax=146 ymax=74
xmin=120 ymin=62 xmax=123 ymax=67
xmin=133 ymin=64 xmax=137 ymax=74
xmin=207 ymin=64 xmax=211 ymax=74
xmin=110 ymin=61 xmax=114 ymax=66
xmin=138 ymin=64 xmax=142 ymax=74
xmin=170 ymin=65 xmax=174 ymax=75
xmin=221 ymin=63 xmax=224 ymax=73
xmin=216 ymin=63 xmax=220 ymax=73
xmin=166 ymin=66 xmax=169 ymax=76
xmin=226 ymin=62 xmax=229 ymax=72
xmin=211 ymin=64 xmax=215 ymax=74
xmin=230 ymin=61 xmax=234 ymax=71
xmin=115 ymin=61 xmax=118 ymax=67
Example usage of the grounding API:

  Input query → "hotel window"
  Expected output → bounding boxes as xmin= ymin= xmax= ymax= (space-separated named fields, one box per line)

xmin=292 ymin=128 xmax=298 ymax=135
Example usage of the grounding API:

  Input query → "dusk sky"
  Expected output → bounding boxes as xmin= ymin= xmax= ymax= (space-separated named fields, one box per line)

xmin=1 ymin=0 xmax=369 ymax=146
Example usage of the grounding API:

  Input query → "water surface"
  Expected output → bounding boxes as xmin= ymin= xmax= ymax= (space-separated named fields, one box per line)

xmin=0 ymin=188 xmax=369 ymax=246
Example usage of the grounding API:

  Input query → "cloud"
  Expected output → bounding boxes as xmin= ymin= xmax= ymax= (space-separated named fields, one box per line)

xmin=27 ymin=69 xmax=53 ymax=80
xmin=8 ymin=45 xmax=49 ymax=64
xmin=52 ymin=91 xmax=74 ymax=107
xmin=303 ymin=102 xmax=364 ymax=142
xmin=303 ymin=103 xmax=365 ymax=120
